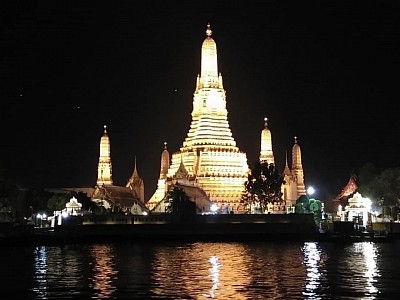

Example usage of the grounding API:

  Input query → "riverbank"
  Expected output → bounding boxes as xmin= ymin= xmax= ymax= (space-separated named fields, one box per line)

xmin=0 ymin=222 xmax=395 ymax=247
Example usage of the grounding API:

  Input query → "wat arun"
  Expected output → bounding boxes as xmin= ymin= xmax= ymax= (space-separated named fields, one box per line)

xmin=147 ymin=24 xmax=250 ymax=213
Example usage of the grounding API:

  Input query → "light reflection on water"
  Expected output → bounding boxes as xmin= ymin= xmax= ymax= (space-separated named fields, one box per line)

xmin=89 ymin=244 xmax=118 ymax=299
xmin=2 ymin=241 xmax=399 ymax=299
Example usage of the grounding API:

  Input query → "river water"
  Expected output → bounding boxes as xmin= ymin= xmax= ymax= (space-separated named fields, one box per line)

xmin=1 ymin=240 xmax=399 ymax=299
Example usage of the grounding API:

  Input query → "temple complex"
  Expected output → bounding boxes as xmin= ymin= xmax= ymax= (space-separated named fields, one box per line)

xmin=147 ymin=24 xmax=250 ymax=213
xmin=89 ymin=24 xmax=308 ymax=215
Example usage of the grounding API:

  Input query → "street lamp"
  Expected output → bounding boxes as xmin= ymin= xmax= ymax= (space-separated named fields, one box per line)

xmin=307 ymin=186 xmax=315 ymax=196
xmin=36 ymin=213 xmax=47 ymax=228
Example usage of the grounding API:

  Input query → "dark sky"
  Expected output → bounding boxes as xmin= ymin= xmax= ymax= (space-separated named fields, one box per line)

xmin=1 ymin=1 xmax=400 ymax=201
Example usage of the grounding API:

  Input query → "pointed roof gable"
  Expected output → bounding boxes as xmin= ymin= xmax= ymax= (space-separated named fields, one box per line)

xmin=335 ymin=174 xmax=358 ymax=202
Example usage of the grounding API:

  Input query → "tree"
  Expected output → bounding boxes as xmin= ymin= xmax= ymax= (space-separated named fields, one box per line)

xmin=295 ymin=195 xmax=310 ymax=213
xmin=47 ymin=193 xmax=70 ymax=213
xmin=73 ymin=191 xmax=98 ymax=214
xmin=164 ymin=185 xmax=196 ymax=222
xmin=358 ymin=163 xmax=400 ymax=220
xmin=241 ymin=160 xmax=285 ymax=213
xmin=358 ymin=163 xmax=381 ymax=203
xmin=165 ymin=185 xmax=191 ymax=214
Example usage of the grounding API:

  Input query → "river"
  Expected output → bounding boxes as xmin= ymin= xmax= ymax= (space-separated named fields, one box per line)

xmin=1 ymin=240 xmax=399 ymax=299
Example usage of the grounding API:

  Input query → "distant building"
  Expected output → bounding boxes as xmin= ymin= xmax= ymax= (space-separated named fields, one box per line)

xmin=334 ymin=175 xmax=373 ymax=227
xmin=91 ymin=125 xmax=148 ymax=215
xmin=258 ymin=117 xmax=307 ymax=207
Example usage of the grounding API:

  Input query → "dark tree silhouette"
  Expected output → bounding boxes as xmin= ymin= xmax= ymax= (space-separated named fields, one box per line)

xmin=164 ymin=185 xmax=191 ymax=214
xmin=241 ymin=160 xmax=285 ymax=213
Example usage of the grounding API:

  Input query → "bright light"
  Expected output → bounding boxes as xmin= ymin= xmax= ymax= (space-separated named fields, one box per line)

xmin=62 ymin=211 xmax=69 ymax=218
xmin=365 ymin=197 xmax=372 ymax=211
xmin=307 ymin=186 xmax=315 ymax=196
xmin=210 ymin=203 xmax=219 ymax=212
xmin=142 ymin=211 xmax=148 ymax=216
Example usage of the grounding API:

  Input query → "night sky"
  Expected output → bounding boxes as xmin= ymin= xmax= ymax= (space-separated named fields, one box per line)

xmin=1 ymin=1 xmax=399 ymax=201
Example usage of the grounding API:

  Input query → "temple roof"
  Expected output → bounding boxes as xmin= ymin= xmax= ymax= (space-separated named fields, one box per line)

xmin=92 ymin=185 xmax=147 ymax=211
xmin=174 ymin=182 xmax=209 ymax=200
xmin=335 ymin=174 xmax=358 ymax=202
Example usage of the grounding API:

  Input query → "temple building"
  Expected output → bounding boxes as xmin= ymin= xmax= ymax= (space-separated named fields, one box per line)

xmin=96 ymin=125 xmax=113 ymax=186
xmin=147 ymin=24 xmax=250 ymax=213
xmin=126 ymin=156 xmax=145 ymax=203
xmin=91 ymin=126 xmax=148 ymax=214
xmin=281 ymin=136 xmax=307 ymax=207
xmin=258 ymin=118 xmax=306 ymax=208
xmin=334 ymin=174 xmax=373 ymax=227
xmin=259 ymin=117 xmax=275 ymax=165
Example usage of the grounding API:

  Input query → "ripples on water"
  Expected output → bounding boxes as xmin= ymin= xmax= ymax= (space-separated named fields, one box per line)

xmin=1 ymin=241 xmax=400 ymax=299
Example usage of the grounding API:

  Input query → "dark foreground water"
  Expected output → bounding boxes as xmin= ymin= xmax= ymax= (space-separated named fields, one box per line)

xmin=1 ymin=240 xmax=400 ymax=299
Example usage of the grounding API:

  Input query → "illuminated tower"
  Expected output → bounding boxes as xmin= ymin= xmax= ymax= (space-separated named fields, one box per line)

xmin=165 ymin=23 xmax=249 ymax=212
xmin=126 ymin=156 xmax=145 ymax=203
xmin=281 ymin=137 xmax=307 ymax=207
xmin=259 ymin=117 xmax=275 ymax=165
xmin=282 ymin=151 xmax=297 ymax=206
xmin=291 ymin=136 xmax=306 ymax=197
xmin=147 ymin=142 xmax=170 ymax=210
xmin=96 ymin=125 xmax=113 ymax=186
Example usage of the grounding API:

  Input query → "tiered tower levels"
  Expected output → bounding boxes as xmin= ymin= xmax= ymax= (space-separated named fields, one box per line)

xmin=167 ymin=24 xmax=249 ymax=211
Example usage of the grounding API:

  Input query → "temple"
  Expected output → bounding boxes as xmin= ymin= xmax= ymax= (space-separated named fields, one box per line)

xmin=257 ymin=118 xmax=307 ymax=208
xmin=89 ymin=24 xmax=308 ymax=215
xmin=147 ymin=24 xmax=250 ymax=213
xmin=91 ymin=126 xmax=147 ymax=214
xmin=281 ymin=136 xmax=307 ymax=207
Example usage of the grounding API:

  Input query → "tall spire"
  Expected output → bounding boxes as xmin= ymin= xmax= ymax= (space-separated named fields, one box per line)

xmin=291 ymin=136 xmax=306 ymax=196
xmin=163 ymin=23 xmax=249 ymax=212
xmin=200 ymin=23 xmax=219 ymax=88
xmin=146 ymin=142 xmax=170 ymax=209
xmin=283 ymin=150 xmax=291 ymax=176
xmin=259 ymin=117 xmax=275 ymax=165
xmin=126 ymin=155 xmax=145 ymax=202
xmin=184 ymin=23 xmax=235 ymax=148
xmin=160 ymin=142 xmax=170 ymax=179
xmin=132 ymin=156 xmax=139 ymax=177
xmin=292 ymin=136 xmax=302 ymax=170
xmin=96 ymin=125 xmax=113 ymax=186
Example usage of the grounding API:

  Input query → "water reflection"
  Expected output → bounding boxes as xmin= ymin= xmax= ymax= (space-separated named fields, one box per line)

xmin=302 ymin=242 xmax=327 ymax=299
xmin=151 ymin=243 xmax=251 ymax=298
xmin=12 ymin=240 xmax=397 ymax=299
xmin=150 ymin=242 xmax=310 ymax=299
xmin=354 ymin=242 xmax=380 ymax=298
xmin=32 ymin=246 xmax=86 ymax=299
xmin=89 ymin=244 xmax=118 ymax=299
xmin=208 ymin=255 xmax=220 ymax=297
xmin=32 ymin=246 xmax=48 ymax=298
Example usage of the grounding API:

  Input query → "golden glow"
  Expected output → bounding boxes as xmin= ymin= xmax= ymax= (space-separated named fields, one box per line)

xmin=163 ymin=24 xmax=249 ymax=211
xmin=260 ymin=117 xmax=275 ymax=164
xmin=200 ymin=24 xmax=219 ymax=88
xmin=97 ymin=125 xmax=113 ymax=185
xmin=90 ymin=244 xmax=118 ymax=298
xmin=150 ymin=243 xmax=251 ymax=298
